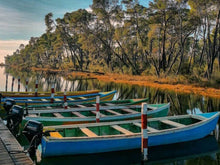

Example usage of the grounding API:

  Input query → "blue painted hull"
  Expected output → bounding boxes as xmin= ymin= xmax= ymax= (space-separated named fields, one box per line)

xmin=1 ymin=90 xmax=116 ymax=105
xmin=41 ymin=112 xmax=220 ymax=157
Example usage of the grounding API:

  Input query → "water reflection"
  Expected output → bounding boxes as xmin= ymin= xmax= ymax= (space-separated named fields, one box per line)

xmin=1 ymin=67 xmax=220 ymax=165
xmin=1 ymin=67 xmax=219 ymax=116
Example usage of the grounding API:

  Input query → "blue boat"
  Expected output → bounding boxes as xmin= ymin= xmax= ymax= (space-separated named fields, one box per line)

xmin=0 ymin=90 xmax=116 ymax=106
xmin=40 ymin=112 xmax=220 ymax=157
xmin=38 ymin=135 xmax=219 ymax=165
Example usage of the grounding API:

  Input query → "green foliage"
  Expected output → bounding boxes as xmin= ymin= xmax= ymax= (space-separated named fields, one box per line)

xmin=5 ymin=0 xmax=220 ymax=86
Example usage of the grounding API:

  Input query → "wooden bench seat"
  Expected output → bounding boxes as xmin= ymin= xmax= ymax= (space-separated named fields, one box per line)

xmin=161 ymin=120 xmax=185 ymax=128
xmin=120 ymin=108 xmax=137 ymax=114
xmin=80 ymin=127 xmax=98 ymax=137
xmin=111 ymin=125 xmax=133 ymax=135
xmin=79 ymin=97 xmax=87 ymax=99
xmin=50 ymin=132 xmax=63 ymax=138
xmin=76 ymin=104 xmax=87 ymax=108
xmin=132 ymin=122 xmax=159 ymax=132
xmin=53 ymin=113 xmax=64 ymax=118
xmin=28 ymin=114 xmax=38 ymax=117
xmin=105 ymin=109 xmax=122 ymax=115
xmin=72 ymin=111 xmax=87 ymax=118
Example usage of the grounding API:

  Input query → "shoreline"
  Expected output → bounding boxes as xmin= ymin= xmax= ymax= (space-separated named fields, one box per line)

xmin=30 ymin=67 xmax=220 ymax=99
xmin=67 ymin=72 xmax=220 ymax=99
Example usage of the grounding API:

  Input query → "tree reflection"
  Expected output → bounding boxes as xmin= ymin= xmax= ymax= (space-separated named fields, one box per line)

xmin=3 ymin=67 xmax=220 ymax=116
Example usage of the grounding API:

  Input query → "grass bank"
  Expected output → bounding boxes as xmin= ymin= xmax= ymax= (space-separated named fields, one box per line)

xmin=31 ymin=67 xmax=220 ymax=99
xmin=68 ymin=72 xmax=220 ymax=99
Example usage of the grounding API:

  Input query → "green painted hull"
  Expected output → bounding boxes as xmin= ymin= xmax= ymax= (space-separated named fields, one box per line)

xmin=22 ymin=103 xmax=170 ymax=127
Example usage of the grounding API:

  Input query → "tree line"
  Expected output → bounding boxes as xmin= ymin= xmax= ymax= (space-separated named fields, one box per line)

xmin=5 ymin=0 xmax=220 ymax=81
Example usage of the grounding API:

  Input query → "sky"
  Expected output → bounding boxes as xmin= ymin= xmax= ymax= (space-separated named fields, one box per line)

xmin=0 ymin=0 xmax=149 ymax=63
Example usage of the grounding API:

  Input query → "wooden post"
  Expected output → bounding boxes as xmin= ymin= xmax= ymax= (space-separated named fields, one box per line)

xmin=11 ymin=77 xmax=14 ymax=92
xmin=35 ymin=79 xmax=38 ymax=96
xmin=64 ymin=89 xmax=68 ymax=109
xmin=17 ymin=77 xmax=20 ymax=92
xmin=25 ymin=78 xmax=29 ymax=92
xmin=51 ymin=83 xmax=55 ymax=103
xmin=141 ymin=103 xmax=148 ymax=161
xmin=5 ymin=74 xmax=8 ymax=92
xmin=96 ymin=95 xmax=100 ymax=122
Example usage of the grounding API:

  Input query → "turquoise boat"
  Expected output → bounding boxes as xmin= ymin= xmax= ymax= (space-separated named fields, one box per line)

xmin=24 ymin=98 xmax=149 ymax=110
xmin=22 ymin=102 xmax=170 ymax=126
xmin=40 ymin=112 xmax=220 ymax=157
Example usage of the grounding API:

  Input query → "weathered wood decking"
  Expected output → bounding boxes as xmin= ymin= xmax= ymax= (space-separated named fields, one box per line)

xmin=0 ymin=118 xmax=33 ymax=165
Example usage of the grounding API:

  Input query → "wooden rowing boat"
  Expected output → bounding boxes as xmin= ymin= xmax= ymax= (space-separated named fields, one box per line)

xmin=0 ymin=90 xmax=116 ymax=106
xmin=40 ymin=112 xmax=220 ymax=157
xmin=24 ymin=98 xmax=149 ymax=110
xmin=22 ymin=102 xmax=170 ymax=126
xmin=38 ymin=135 xmax=219 ymax=164
xmin=0 ymin=90 xmax=99 ymax=97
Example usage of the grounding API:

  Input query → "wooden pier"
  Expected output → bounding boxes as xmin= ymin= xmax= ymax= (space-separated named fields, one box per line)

xmin=0 ymin=118 xmax=34 ymax=165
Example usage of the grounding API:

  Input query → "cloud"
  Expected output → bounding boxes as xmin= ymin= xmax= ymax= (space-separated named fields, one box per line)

xmin=0 ymin=40 xmax=29 ymax=63
xmin=0 ymin=0 xmax=93 ymax=40
xmin=0 ymin=5 xmax=45 ymax=40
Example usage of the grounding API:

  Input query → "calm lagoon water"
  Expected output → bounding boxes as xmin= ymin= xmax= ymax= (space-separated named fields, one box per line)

xmin=0 ymin=66 xmax=220 ymax=165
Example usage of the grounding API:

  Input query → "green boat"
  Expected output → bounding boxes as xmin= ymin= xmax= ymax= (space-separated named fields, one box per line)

xmin=22 ymin=100 xmax=170 ymax=126
xmin=24 ymin=98 xmax=149 ymax=110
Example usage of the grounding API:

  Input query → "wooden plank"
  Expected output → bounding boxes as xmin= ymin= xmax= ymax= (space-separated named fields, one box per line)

xmin=132 ymin=122 xmax=159 ymax=132
xmin=79 ymin=97 xmax=87 ymax=99
xmin=105 ymin=103 xmax=114 ymax=106
xmin=55 ymin=98 xmax=61 ymax=101
xmin=147 ymin=127 xmax=159 ymax=132
xmin=68 ymin=98 xmax=75 ymax=100
xmin=132 ymin=122 xmax=141 ymax=127
xmin=53 ymin=113 xmax=64 ymax=118
xmin=41 ymin=99 xmax=47 ymax=101
xmin=120 ymin=108 xmax=137 ymax=114
xmin=50 ymin=132 xmax=63 ymax=138
xmin=106 ymin=100 xmax=137 ymax=113
xmin=111 ymin=125 xmax=133 ymax=135
xmin=76 ymin=104 xmax=105 ymax=116
xmin=80 ymin=127 xmax=98 ymax=137
xmin=27 ymin=99 xmax=32 ymax=101
xmin=76 ymin=104 xmax=87 ymax=108
xmin=161 ymin=120 xmax=185 ymax=128
xmin=72 ymin=111 xmax=87 ymax=118
xmin=28 ymin=114 xmax=38 ymax=117
xmin=106 ymin=109 xmax=122 ymax=115
xmin=0 ymin=118 xmax=34 ymax=165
